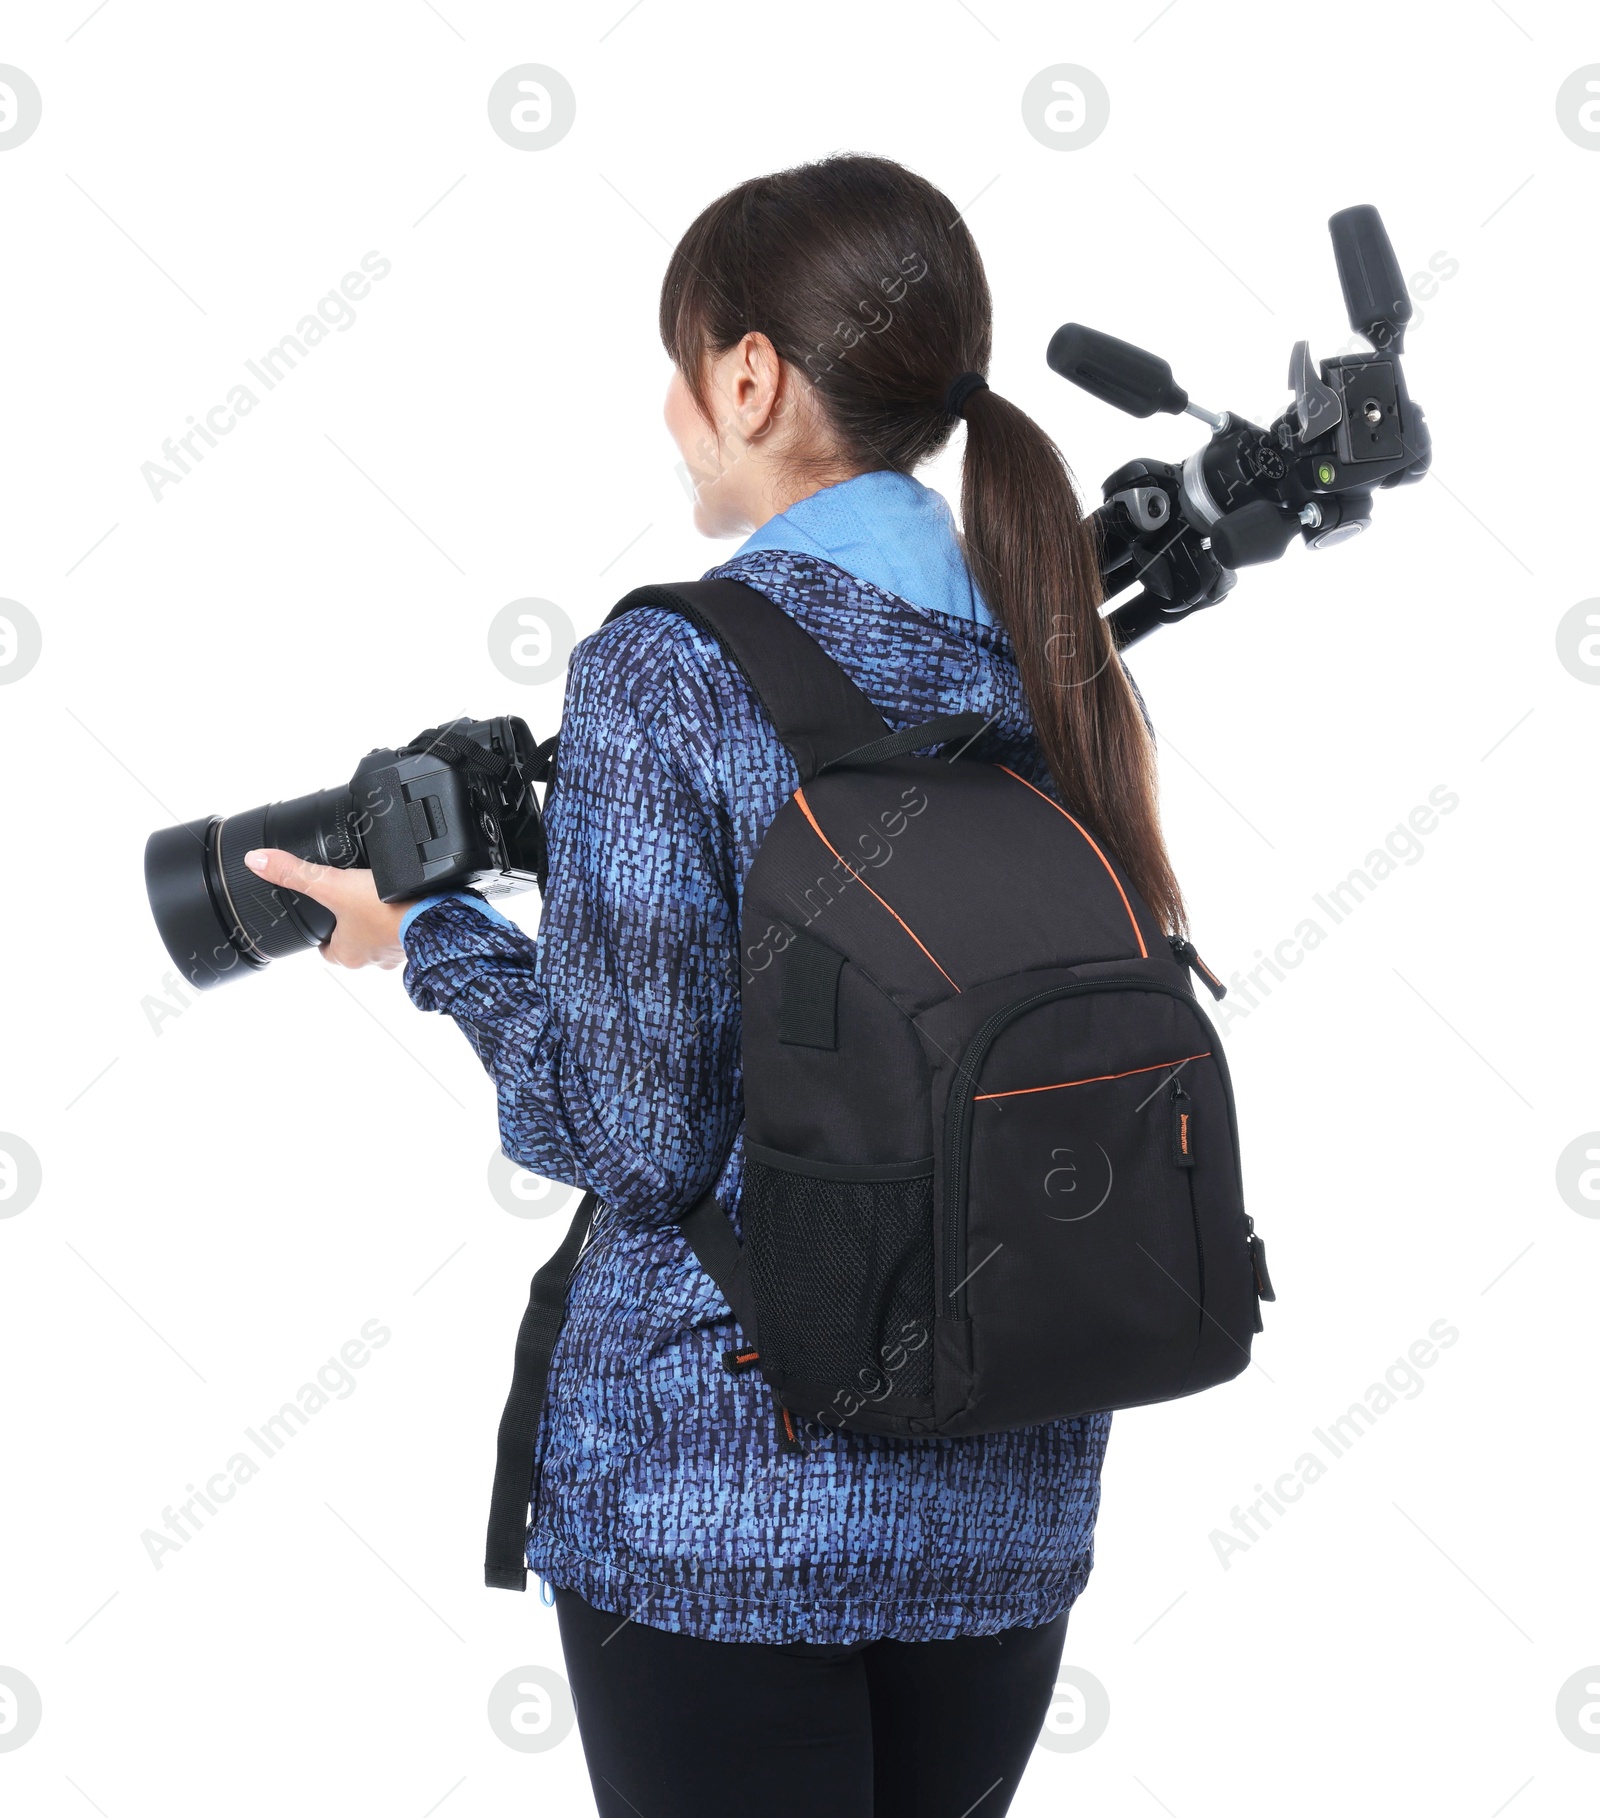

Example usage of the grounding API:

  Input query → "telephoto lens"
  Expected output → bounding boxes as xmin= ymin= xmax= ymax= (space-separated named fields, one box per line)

xmin=144 ymin=716 xmax=549 ymax=990
xmin=144 ymin=787 xmax=365 ymax=990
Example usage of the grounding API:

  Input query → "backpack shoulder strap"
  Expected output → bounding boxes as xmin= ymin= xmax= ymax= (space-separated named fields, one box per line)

xmin=483 ymin=1188 xmax=596 ymax=1591
xmin=483 ymin=1179 xmax=790 ymax=1592
xmin=607 ymin=576 xmax=890 ymax=782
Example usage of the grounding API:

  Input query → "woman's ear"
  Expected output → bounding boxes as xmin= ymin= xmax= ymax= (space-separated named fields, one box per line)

xmin=718 ymin=331 xmax=786 ymax=442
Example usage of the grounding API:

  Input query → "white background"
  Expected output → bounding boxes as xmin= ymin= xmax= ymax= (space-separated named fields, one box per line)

xmin=2 ymin=2 xmax=1596 ymax=1813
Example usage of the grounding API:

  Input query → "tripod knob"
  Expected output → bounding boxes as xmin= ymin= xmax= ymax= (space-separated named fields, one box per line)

xmin=1328 ymin=205 xmax=1410 ymax=354
xmin=1209 ymin=501 xmax=1299 ymax=569
xmin=1047 ymin=323 xmax=1189 ymax=418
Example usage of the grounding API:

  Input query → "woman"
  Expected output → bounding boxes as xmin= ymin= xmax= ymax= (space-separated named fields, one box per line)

xmin=245 ymin=154 xmax=1186 ymax=1816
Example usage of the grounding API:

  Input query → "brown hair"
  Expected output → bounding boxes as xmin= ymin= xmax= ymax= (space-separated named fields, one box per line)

xmin=659 ymin=153 xmax=1185 ymax=936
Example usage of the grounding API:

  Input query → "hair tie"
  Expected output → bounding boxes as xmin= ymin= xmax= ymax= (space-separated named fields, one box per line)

xmin=943 ymin=371 xmax=989 ymax=420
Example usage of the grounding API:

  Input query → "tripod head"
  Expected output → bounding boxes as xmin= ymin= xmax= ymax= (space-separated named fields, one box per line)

xmin=1049 ymin=205 xmax=1430 ymax=647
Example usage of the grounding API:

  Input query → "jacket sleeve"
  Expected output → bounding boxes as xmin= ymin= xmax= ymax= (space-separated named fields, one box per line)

xmin=400 ymin=611 xmax=745 ymax=1226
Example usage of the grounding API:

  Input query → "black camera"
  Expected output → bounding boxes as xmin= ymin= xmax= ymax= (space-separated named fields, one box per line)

xmin=1049 ymin=204 xmax=1431 ymax=646
xmin=144 ymin=717 xmax=552 ymax=989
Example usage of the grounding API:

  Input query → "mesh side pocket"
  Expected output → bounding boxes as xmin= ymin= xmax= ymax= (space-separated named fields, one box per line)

xmin=742 ymin=1154 xmax=935 ymax=1411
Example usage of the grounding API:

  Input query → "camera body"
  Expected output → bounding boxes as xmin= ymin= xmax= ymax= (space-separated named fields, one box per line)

xmin=144 ymin=715 xmax=551 ymax=989
xmin=347 ymin=721 xmax=546 ymax=904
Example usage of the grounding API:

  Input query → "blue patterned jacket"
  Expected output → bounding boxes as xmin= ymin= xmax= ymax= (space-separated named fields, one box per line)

xmin=401 ymin=484 xmax=1111 ymax=1644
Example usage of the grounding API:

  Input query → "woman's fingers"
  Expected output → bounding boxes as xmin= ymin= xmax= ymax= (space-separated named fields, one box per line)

xmin=244 ymin=847 xmax=360 ymax=912
xmin=243 ymin=848 xmax=406 ymax=970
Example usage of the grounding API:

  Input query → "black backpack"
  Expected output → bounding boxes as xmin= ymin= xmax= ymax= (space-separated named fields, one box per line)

xmin=485 ymin=577 xmax=1274 ymax=1590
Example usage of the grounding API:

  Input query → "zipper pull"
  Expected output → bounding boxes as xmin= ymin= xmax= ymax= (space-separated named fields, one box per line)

xmin=1245 ymin=1214 xmax=1275 ymax=1301
xmin=1170 ymin=1079 xmax=1196 ymax=1168
xmin=773 ymin=1388 xmax=804 ymax=1455
xmin=1169 ymin=935 xmax=1227 ymax=1000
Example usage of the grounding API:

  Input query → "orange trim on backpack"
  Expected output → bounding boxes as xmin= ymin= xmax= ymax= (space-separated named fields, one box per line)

xmin=974 ymin=1051 xmax=1210 ymax=1102
xmin=994 ymin=766 xmax=1148 ymax=959
xmin=793 ymin=787 xmax=960 ymax=993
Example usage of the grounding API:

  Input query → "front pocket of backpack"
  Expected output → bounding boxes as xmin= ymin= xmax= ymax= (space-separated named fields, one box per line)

xmin=941 ymin=979 xmax=1240 ymax=1428
xmin=741 ymin=1145 xmax=935 ymax=1417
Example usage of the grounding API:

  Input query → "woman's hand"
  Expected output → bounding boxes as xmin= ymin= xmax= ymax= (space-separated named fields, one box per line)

xmin=243 ymin=848 xmax=408 ymax=971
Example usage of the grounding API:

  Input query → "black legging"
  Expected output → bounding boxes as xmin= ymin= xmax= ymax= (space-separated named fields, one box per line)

xmin=555 ymin=1588 xmax=1069 ymax=1817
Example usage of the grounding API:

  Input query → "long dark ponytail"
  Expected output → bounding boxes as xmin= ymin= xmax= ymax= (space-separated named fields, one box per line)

xmin=659 ymin=153 xmax=1186 ymax=936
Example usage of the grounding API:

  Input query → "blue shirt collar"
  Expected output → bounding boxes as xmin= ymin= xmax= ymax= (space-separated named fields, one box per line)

xmin=732 ymin=469 xmax=995 ymax=628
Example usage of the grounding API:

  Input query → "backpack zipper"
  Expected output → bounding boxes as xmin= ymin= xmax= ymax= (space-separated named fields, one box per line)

xmin=941 ymin=976 xmax=1242 ymax=1317
xmin=1171 ymin=1076 xmax=1196 ymax=1168
xmin=1246 ymin=1214 xmax=1275 ymax=1301
xmin=1168 ymin=935 xmax=1228 ymax=1000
